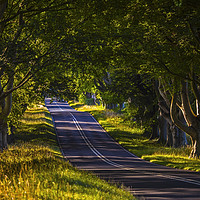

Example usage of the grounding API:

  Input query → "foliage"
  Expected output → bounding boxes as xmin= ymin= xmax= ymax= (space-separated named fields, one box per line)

xmin=0 ymin=0 xmax=84 ymax=149
xmin=8 ymin=81 xmax=43 ymax=128
xmin=1 ymin=0 xmax=200 ymax=156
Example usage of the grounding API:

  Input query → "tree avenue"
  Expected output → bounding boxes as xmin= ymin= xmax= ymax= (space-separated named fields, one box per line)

xmin=1 ymin=0 xmax=200 ymax=159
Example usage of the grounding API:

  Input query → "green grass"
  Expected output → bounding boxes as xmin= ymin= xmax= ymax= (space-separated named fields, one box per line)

xmin=0 ymin=105 xmax=134 ymax=200
xmin=70 ymin=103 xmax=200 ymax=172
xmin=14 ymin=106 xmax=60 ymax=152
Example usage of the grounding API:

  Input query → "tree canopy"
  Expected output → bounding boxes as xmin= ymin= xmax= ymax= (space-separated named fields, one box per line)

xmin=1 ymin=0 xmax=200 ymax=157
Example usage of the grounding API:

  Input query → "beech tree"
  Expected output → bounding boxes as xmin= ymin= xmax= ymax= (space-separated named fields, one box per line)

xmin=122 ymin=0 xmax=200 ymax=156
xmin=81 ymin=0 xmax=200 ymax=155
xmin=0 ymin=0 xmax=79 ymax=150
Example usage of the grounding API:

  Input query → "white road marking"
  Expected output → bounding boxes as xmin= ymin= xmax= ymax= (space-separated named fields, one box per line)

xmin=51 ymin=100 xmax=200 ymax=187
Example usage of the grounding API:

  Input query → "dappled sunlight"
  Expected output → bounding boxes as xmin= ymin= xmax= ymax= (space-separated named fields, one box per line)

xmin=54 ymin=120 xmax=98 ymax=126
xmin=1 ymin=102 xmax=134 ymax=200
xmin=56 ymin=126 xmax=79 ymax=131
xmin=44 ymin=100 xmax=200 ymax=199
xmin=142 ymin=154 xmax=200 ymax=172
xmin=0 ymin=144 xmax=133 ymax=200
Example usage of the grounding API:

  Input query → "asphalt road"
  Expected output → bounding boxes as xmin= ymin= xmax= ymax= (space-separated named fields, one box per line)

xmin=45 ymin=98 xmax=200 ymax=200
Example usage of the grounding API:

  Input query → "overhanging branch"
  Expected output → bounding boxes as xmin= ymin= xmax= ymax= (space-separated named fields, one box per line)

xmin=0 ymin=69 xmax=32 ymax=99
xmin=0 ymin=1 xmax=74 ymax=25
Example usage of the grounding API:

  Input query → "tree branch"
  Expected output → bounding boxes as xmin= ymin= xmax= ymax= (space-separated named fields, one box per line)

xmin=1 ymin=70 xmax=15 ymax=91
xmin=0 ymin=69 xmax=32 ymax=99
xmin=94 ymin=79 xmax=106 ymax=92
xmin=160 ymin=109 xmax=172 ymax=125
xmin=0 ymin=1 xmax=73 ymax=25
xmin=190 ymin=71 xmax=200 ymax=103
xmin=170 ymin=93 xmax=195 ymax=137
xmin=158 ymin=78 xmax=170 ymax=107
xmin=154 ymin=57 xmax=200 ymax=85
xmin=180 ymin=80 xmax=196 ymax=126
xmin=158 ymin=101 xmax=169 ymax=114
xmin=3 ymin=74 xmax=14 ymax=116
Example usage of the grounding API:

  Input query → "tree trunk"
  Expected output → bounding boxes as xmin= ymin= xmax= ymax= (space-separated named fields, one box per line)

xmin=166 ymin=123 xmax=173 ymax=147
xmin=8 ymin=123 xmax=15 ymax=144
xmin=0 ymin=100 xmax=5 ymax=151
xmin=171 ymin=124 xmax=179 ymax=148
xmin=179 ymin=129 xmax=187 ymax=146
xmin=189 ymin=129 xmax=200 ymax=158
xmin=0 ymin=119 xmax=7 ymax=150
xmin=178 ymin=109 xmax=187 ymax=147
xmin=170 ymin=83 xmax=200 ymax=157
xmin=2 ymin=121 xmax=8 ymax=149
xmin=119 ymin=103 xmax=124 ymax=111
xmin=105 ymin=103 xmax=116 ymax=109
xmin=149 ymin=123 xmax=159 ymax=140
xmin=0 ymin=119 xmax=3 ymax=151
xmin=158 ymin=114 xmax=167 ymax=144
xmin=0 ymin=77 xmax=13 ymax=151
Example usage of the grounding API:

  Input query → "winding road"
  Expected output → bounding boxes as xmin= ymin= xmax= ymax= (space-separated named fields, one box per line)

xmin=45 ymin=98 xmax=200 ymax=200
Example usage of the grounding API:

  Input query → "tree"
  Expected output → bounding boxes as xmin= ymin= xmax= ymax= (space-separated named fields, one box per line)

xmin=79 ymin=0 xmax=200 ymax=155
xmin=156 ymin=79 xmax=187 ymax=147
xmin=0 ymin=0 xmax=80 ymax=150
xmin=120 ymin=0 xmax=200 ymax=156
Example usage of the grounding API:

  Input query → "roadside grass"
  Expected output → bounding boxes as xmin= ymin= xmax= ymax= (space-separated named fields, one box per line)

xmin=14 ymin=106 xmax=60 ymax=153
xmin=0 ymin=105 xmax=135 ymax=200
xmin=70 ymin=103 xmax=200 ymax=172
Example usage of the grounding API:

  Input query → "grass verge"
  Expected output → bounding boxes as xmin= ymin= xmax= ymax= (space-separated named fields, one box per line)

xmin=0 ymin=105 xmax=134 ymax=200
xmin=70 ymin=103 xmax=200 ymax=172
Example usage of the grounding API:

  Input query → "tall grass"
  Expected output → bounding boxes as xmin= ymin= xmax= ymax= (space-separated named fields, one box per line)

xmin=71 ymin=103 xmax=200 ymax=172
xmin=0 ymin=105 xmax=134 ymax=200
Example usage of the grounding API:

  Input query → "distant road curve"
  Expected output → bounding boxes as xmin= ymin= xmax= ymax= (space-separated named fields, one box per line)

xmin=45 ymin=98 xmax=200 ymax=200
